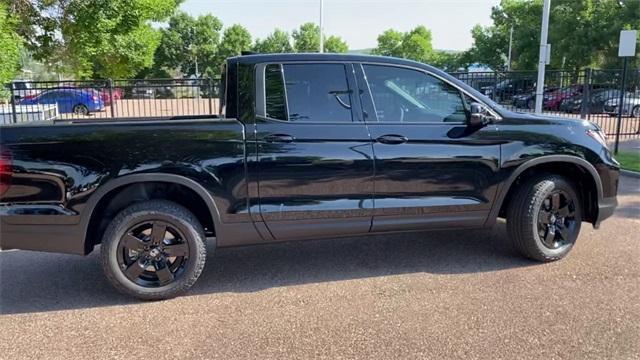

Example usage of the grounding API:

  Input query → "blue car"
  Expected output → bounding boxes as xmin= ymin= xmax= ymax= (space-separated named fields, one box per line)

xmin=19 ymin=88 xmax=105 ymax=115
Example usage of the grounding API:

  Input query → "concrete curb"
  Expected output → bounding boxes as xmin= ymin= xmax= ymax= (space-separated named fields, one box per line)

xmin=621 ymin=169 xmax=640 ymax=179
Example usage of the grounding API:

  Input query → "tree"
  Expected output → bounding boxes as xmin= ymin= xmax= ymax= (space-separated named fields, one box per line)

xmin=154 ymin=12 xmax=223 ymax=78
xmin=253 ymin=29 xmax=293 ymax=53
xmin=324 ymin=35 xmax=349 ymax=53
xmin=292 ymin=23 xmax=321 ymax=52
xmin=10 ymin=0 xmax=179 ymax=79
xmin=0 ymin=3 xmax=22 ymax=98
xmin=217 ymin=24 xmax=252 ymax=65
xmin=466 ymin=0 xmax=640 ymax=71
xmin=371 ymin=29 xmax=404 ymax=57
xmin=372 ymin=26 xmax=436 ymax=63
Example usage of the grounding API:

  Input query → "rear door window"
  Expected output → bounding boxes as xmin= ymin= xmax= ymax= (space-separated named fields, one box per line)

xmin=264 ymin=63 xmax=353 ymax=122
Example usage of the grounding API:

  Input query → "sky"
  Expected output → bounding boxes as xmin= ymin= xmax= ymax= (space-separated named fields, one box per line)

xmin=180 ymin=0 xmax=500 ymax=51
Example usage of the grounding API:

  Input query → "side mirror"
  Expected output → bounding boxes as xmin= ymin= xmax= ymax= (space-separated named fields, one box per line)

xmin=468 ymin=102 xmax=495 ymax=127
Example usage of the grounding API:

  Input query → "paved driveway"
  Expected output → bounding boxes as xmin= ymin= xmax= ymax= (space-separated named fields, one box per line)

xmin=1 ymin=176 xmax=638 ymax=360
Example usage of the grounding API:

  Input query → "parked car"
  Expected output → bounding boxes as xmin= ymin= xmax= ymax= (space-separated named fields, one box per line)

xmin=95 ymin=88 xmax=123 ymax=106
xmin=543 ymin=85 xmax=582 ymax=110
xmin=18 ymin=88 xmax=105 ymax=115
xmin=0 ymin=54 xmax=619 ymax=300
xmin=603 ymin=96 xmax=640 ymax=118
xmin=560 ymin=89 xmax=626 ymax=114
xmin=129 ymin=81 xmax=174 ymax=99
xmin=481 ymin=77 xmax=535 ymax=103
xmin=9 ymin=80 xmax=40 ymax=101
xmin=513 ymin=87 xmax=557 ymax=109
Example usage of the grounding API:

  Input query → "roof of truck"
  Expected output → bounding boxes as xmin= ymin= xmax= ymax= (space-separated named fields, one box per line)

xmin=229 ymin=53 xmax=445 ymax=75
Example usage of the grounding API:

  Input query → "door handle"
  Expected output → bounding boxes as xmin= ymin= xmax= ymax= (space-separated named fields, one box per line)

xmin=264 ymin=134 xmax=295 ymax=143
xmin=376 ymin=134 xmax=408 ymax=145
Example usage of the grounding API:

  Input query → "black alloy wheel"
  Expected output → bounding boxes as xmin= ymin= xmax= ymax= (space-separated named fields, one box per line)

xmin=536 ymin=190 xmax=578 ymax=250
xmin=101 ymin=200 xmax=207 ymax=300
xmin=117 ymin=220 xmax=190 ymax=287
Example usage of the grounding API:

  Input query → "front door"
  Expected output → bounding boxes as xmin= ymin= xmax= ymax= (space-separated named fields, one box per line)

xmin=254 ymin=62 xmax=374 ymax=240
xmin=354 ymin=64 xmax=502 ymax=232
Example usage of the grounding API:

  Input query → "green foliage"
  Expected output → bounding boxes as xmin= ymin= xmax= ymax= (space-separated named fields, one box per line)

xmin=292 ymin=23 xmax=321 ymax=52
xmin=12 ymin=0 xmax=179 ymax=79
xmin=324 ymin=35 xmax=349 ymax=53
xmin=466 ymin=0 xmax=640 ymax=71
xmin=154 ymin=12 xmax=223 ymax=78
xmin=217 ymin=24 xmax=253 ymax=62
xmin=253 ymin=29 xmax=293 ymax=53
xmin=0 ymin=2 xmax=23 ymax=98
xmin=372 ymin=26 xmax=465 ymax=69
xmin=290 ymin=23 xmax=349 ymax=53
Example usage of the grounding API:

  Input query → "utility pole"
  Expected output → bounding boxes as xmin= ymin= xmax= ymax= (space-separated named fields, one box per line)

xmin=507 ymin=26 xmax=514 ymax=71
xmin=534 ymin=0 xmax=551 ymax=114
xmin=319 ymin=0 xmax=324 ymax=53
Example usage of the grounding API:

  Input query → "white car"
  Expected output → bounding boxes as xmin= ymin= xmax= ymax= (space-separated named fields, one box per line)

xmin=604 ymin=96 xmax=640 ymax=117
xmin=10 ymin=80 xmax=40 ymax=100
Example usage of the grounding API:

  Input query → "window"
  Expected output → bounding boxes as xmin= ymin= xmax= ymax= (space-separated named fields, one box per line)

xmin=363 ymin=65 xmax=468 ymax=123
xmin=265 ymin=64 xmax=287 ymax=120
xmin=264 ymin=63 xmax=353 ymax=122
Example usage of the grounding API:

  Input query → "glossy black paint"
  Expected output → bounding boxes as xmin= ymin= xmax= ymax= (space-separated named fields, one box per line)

xmin=0 ymin=54 xmax=619 ymax=255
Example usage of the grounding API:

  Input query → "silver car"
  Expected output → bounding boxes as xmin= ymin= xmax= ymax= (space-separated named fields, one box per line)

xmin=604 ymin=96 xmax=640 ymax=117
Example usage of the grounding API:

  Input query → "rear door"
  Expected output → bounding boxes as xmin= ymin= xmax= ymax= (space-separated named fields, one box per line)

xmin=355 ymin=63 xmax=502 ymax=232
xmin=253 ymin=62 xmax=374 ymax=240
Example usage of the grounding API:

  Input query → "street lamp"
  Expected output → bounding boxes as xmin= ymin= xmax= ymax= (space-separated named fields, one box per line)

xmin=534 ymin=0 xmax=551 ymax=114
xmin=319 ymin=0 xmax=324 ymax=53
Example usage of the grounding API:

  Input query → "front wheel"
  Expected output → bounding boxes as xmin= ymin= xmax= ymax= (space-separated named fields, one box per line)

xmin=506 ymin=175 xmax=582 ymax=262
xmin=101 ymin=200 xmax=207 ymax=300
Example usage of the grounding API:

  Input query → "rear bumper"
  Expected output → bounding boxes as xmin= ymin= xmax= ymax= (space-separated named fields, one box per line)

xmin=594 ymin=196 xmax=617 ymax=228
xmin=0 ymin=206 xmax=86 ymax=254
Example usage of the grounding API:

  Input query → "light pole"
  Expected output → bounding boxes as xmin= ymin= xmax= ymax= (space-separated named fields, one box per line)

xmin=534 ymin=0 xmax=551 ymax=114
xmin=319 ymin=0 xmax=324 ymax=53
xmin=507 ymin=26 xmax=514 ymax=71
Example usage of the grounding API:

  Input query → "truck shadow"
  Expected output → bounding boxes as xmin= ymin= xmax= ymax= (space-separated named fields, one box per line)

xmin=0 ymin=223 xmax=535 ymax=315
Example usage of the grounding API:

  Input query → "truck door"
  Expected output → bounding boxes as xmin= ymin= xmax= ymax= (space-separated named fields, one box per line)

xmin=354 ymin=63 xmax=502 ymax=232
xmin=253 ymin=62 xmax=374 ymax=240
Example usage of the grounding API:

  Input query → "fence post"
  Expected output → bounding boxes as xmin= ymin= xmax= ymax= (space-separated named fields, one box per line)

xmin=9 ymin=82 xmax=17 ymax=124
xmin=108 ymin=79 xmax=116 ymax=118
xmin=614 ymin=60 xmax=629 ymax=154
xmin=493 ymin=71 xmax=498 ymax=101
xmin=208 ymin=78 xmax=213 ymax=115
xmin=580 ymin=68 xmax=592 ymax=120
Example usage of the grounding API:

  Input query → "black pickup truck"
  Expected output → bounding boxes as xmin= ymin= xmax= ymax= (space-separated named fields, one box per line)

xmin=0 ymin=54 xmax=619 ymax=300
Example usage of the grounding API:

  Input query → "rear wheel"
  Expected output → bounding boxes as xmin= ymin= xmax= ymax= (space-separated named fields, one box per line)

xmin=73 ymin=104 xmax=89 ymax=115
xmin=506 ymin=175 xmax=582 ymax=262
xmin=100 ymin=200 xmax=207 ymax=300
xmin=632 ymin=105 xmax=640 ymax=118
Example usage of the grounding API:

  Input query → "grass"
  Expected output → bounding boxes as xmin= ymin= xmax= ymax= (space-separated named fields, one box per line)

xmin=616 ymin=151 xmax=640 ymax=172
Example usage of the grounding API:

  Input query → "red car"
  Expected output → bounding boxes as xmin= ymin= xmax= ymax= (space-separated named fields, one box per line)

xmin=88 ymin=88 xmax=123 ymax=106
xmin=543 ymin=85 xmax=582 ymax=110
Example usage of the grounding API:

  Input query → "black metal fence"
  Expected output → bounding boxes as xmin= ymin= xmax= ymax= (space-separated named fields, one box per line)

xmin=3 ymin=69 xmax=639 ymax=141
xmin=2 ymin=77 xmax=220 ymax=124
xmin=451 ymin=68 xmax=640 ymax=139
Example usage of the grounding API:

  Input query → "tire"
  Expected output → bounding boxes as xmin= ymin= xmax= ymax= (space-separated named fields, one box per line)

xmin=632 ymin=105 xmax=640 ymax=118
xmin=506 ymin=175 xmax=582 ymax=262
xmin=73 ymin=104 xmax=89 ymax=115
xmin=527 ymin=99 xmax=535 ymax=110
xmin=100 ymin=200 xmax=207 ymax=300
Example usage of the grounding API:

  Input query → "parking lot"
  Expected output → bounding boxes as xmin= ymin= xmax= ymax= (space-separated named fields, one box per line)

xmin=0 ymin=174 xmax=638 ymax=359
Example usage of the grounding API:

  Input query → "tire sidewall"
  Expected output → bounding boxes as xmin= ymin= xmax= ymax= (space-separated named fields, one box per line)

xmin=101 ymin=202 xmax=206 ymax=299
xmin=529 ymin=178 xmax=582 ymax=259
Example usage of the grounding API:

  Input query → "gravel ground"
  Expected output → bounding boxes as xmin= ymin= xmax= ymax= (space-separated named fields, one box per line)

xmin=1 ymin=176 xmax=638 ymax=360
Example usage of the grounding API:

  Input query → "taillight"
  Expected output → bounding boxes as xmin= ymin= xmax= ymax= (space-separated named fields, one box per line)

xmin=0 ymin=148 xmax=12 ymax=198
xmin=92 ymin=95 xmax=99 ymax=102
